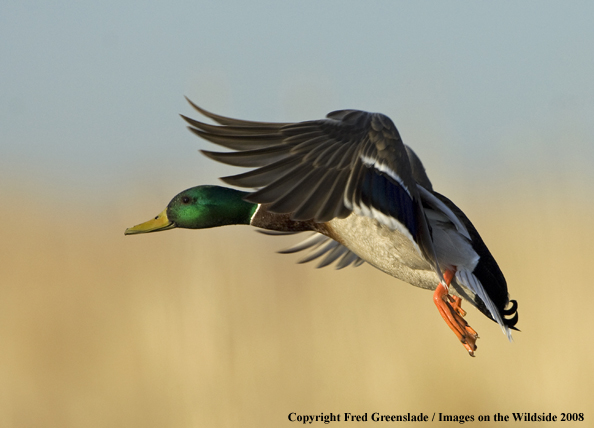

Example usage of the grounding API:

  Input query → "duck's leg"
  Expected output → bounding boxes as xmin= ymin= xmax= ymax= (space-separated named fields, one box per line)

xmin=433 ymin=269 xmax=479 ymax=356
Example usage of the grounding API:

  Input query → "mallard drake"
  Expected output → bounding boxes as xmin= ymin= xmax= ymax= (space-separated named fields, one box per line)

xmin=126 ymin=97 xmax=519 ymax=356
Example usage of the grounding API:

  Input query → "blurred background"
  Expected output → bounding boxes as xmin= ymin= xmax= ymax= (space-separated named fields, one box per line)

xmin=1 ymin=1 xmax=593 ymax=427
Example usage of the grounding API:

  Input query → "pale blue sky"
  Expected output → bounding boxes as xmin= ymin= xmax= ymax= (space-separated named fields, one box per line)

xmin=2 ymin=1 xmax=593 ymax=205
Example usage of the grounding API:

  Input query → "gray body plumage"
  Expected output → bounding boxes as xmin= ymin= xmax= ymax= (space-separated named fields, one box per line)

xmin=327 ymin=213 xmax=439 ymax=289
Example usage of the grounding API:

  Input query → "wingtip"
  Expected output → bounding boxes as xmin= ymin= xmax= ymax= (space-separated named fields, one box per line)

xmin=220 ymin=174 xmax=250 ymax=188
xmin=183 ymin=96 xmax=224 ymax=123
xmin=180 ymin=114 xmax=193 ymax=126
xmin=184 ymin=95 xmax=201 ymax=112
xmin=199 ymin=149 xmax=217 ymax=160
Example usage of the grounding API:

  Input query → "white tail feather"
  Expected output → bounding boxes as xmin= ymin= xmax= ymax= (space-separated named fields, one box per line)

xmin=455 ymin=270 xmax=513 ymax=342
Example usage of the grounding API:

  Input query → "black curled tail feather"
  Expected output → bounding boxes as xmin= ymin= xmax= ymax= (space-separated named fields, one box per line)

xmin=503 ymin=299 xmax=519 ymax=331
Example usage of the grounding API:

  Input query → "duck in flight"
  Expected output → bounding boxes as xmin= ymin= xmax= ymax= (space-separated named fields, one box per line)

xmin=126 ymin=97 xmax=519 ymax=356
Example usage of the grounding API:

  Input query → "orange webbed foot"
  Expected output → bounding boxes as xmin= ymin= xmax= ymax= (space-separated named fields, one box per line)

xmin=433 ymin=270 xmax=479 ymax=356
xmin=449 ymin=296 xmax=466 ymax=317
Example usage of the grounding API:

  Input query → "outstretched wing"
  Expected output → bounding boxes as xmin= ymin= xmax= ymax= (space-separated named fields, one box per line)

xmin=258 ymin=230 xmax=366 ymax=269
xmin=182 ymin=98 xmax=440 ymax=277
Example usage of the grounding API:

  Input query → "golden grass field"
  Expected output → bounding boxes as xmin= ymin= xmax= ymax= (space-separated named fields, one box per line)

xmin=1 ymin=180 xmax=593 ymax=427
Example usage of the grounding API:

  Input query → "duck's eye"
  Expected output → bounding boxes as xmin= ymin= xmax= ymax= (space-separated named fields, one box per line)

xmin=181 ymin=196 xmax=191 ymax=204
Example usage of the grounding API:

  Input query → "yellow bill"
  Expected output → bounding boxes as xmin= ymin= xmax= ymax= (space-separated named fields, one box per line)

xmin=124 ymin=209 xmax=176 ymax=235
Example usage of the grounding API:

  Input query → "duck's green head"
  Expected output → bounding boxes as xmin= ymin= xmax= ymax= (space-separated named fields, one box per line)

xmin=125 ymin=185 xmax=257 ymax=235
